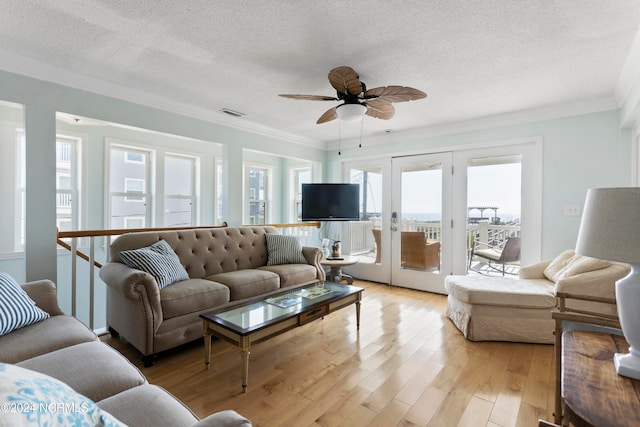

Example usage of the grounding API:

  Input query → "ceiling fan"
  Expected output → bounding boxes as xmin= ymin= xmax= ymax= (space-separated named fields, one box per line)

xmin=279 ymin=66 xmax=427 ymax=124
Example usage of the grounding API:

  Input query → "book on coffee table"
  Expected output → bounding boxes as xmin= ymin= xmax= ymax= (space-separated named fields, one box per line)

xmin=296 ymin=287 xmax=333 ymax=299
xmin=265 ymin=295 xmax=301 ymax=308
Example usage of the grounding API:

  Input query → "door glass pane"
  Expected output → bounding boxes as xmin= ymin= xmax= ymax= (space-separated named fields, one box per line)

xmin=349 ymin=167 xmax=382 ymax=264
xmin=467 ymin=155 xmax=522 ymax=275
xmin=400 ymin=161 xmax=442 ymax=272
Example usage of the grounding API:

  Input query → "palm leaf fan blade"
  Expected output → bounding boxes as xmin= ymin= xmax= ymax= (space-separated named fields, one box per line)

xmin=317 ymin=107 xmax=338 ymax=124
xmin=364 ymin=86 xmax=427 ymax=103
xmin=279 ymin=94 xmax=338 ymax=101
xmin=364 ymin=99 xmax=395 ymax=120
xmin=328 ymin=66 xmax=363 ymax=95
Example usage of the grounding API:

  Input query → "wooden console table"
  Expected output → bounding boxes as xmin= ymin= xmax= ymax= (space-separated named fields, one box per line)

xmin=560 ymin=330 xmax=640 ymax=426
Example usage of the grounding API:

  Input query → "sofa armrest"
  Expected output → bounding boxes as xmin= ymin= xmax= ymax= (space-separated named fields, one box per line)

xmin=99 ymin=262 xmax=164 ymax=324
xmin=519 ymin=259 xmax=551 ymax=280
xmin=21 ymin=279 xmax=65 ymax=316
xmin=302 ymin=246 xmax=326 ymax=281
xmin=100 ymin=262 xmax=162 ymax=303
xmin=191 ymin=410 xmax=252 ymax=427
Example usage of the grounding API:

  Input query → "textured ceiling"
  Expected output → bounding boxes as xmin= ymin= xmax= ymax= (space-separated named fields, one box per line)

xmin=0 ymin=1 xmax=639 ymax=148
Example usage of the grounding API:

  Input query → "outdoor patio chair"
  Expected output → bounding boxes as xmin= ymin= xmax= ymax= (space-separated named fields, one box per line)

xmin=469 ymin=236 xmax=521 ymax=275
xmin=371 ymin=229 xmax=441 ymax=270
xmin=400 ymin=231 xmax=441 ymax=270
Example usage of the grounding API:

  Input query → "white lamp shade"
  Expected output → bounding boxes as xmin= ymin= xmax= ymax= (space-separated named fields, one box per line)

xmin=575 ymin=188 xmax=640 ymax=264
xmin=336 ymin=104 xmax=366 ymax=123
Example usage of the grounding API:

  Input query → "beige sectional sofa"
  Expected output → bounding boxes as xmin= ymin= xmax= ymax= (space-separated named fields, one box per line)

xmin=445 ymin=250 xmax=630 ymax=344
xmin=0 ymin=279 xmax=251 ymax=427
xmin=99 ymin=226 xmax=324 ymax=365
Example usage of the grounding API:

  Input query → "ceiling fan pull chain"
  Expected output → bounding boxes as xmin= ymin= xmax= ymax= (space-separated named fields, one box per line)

xmin=338 ymin=120 xmax=342 ymax=155
xmin=358 ymin=117 xmax=364 ymax=148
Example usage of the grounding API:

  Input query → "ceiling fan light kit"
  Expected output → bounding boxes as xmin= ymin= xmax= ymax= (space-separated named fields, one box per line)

xmin=279 ymin=66 xmax=426 ymax=152
xmin=279 ymin=66 xmax=427 ymax=125
xmin=336 ymin=103 xmax=366 ymax=122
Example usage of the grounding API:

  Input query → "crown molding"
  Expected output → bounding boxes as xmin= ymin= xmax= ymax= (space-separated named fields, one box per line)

xmin=0 ymin=50 xmax=326 ymax=150
xmin=329 ymin=96 xmax=620 ymax=150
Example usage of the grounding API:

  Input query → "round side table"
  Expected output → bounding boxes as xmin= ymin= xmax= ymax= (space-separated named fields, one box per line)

xmin=320 ymin=255 xmax=359 ymax=285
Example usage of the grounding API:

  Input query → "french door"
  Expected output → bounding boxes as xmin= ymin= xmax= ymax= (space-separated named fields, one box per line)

xmin=342 ymin=139 xmax=541 ymax=293
xmin=341 ymin=153 xmax=453 ymax=293
xmin=390 ymin=153 xmax=453 ymax=293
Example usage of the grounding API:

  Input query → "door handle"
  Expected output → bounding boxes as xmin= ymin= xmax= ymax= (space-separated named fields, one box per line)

xmin=391 ymin=226 xmax=398 ymax=231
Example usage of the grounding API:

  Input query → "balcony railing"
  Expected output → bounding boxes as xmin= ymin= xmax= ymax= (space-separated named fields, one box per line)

xmin=348 ymin=219 xmax=521 ymax=268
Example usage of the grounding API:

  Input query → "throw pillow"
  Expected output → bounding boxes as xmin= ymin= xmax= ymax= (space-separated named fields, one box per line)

xmin=0 ymin=362 xmax=125 ymax=426
xmin=0 ymin=272 xmax=49 ymax=336
xmin=119 ymin=240 xmax=189 ymax=289
xmin=544 ymin=250 xmax=610 ymax=283
xmin=265 ymin=234 xmax=307 ymax=266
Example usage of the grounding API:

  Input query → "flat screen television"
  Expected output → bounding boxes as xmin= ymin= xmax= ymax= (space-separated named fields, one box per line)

xmin=301 ymin=183 xmax=360 ymax=221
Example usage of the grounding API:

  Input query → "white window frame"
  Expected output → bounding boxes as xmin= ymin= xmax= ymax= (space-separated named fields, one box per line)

xmin=124 ymin=178 xmax=146 ymax=202
xmin=163 ymin=152 xmax=199 ymax=226
xmin=106 ymin=142 xmax=153 ymax=229
xmin=106 ymin=138 xmax=208 ymax=229
xmin=289 ymin=164 xmax=312 ymax=222
xmin=244 ymin=163 xmax=272 ymax=224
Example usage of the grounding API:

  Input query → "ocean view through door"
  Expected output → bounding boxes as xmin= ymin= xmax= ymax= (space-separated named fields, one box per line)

xmin=390 ymin=153 xmax=452 ymax=293
xmin=342 ymin=138 xmax=541 ymax=291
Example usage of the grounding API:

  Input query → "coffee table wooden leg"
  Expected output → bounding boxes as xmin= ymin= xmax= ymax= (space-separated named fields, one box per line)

xmin=240 ymin=337 xmax=250 ymax=393
xmin=204 ymin=331 xmax=212 ymax=370
xmin=356 ymin=301 xmax=361 ymax=330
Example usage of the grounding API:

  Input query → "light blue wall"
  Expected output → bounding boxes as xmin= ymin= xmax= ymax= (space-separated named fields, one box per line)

xmin=328 ymin=110 xmax=632 ymax=259
xmin=0 ymin=70 xmax=327 ymax=282
xmin=0 ymin=66 xmax=636 ymax=281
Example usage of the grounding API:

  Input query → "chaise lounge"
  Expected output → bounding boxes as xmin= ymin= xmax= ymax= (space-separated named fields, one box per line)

xmin=444 ymin=249 xmax=630 ymax=344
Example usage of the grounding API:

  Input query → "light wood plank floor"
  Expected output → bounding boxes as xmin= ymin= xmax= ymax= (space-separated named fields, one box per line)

xmin=104 ymin=280 xmax=555 ymax=427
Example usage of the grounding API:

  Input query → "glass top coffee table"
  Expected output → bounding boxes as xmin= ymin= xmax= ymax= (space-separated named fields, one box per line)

xmin=200 ymin=281 xmax=363 ymax=393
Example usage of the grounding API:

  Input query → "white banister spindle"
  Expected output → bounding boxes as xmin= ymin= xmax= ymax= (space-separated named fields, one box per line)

xmin=89 ymin=236 xmax=95 ymax=330
xmin=71 ymin=237 xmax=77 ymax=318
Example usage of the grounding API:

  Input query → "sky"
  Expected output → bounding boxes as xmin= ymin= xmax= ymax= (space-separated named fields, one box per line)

xmin=357 ymin=161 xmax=522 ymax=219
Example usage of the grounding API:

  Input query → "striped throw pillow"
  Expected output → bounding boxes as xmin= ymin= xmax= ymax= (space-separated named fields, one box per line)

xmin=265 ymin=234 xmax=307 ymax=265
xmin=119 ymin=240 xmax=189 ymax=289
xmin=0 ymin=272 xmax=49 ymax=336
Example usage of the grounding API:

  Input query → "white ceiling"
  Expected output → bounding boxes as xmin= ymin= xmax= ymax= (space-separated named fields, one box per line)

xmin=1 ymin=1 xmax=639 ymax=149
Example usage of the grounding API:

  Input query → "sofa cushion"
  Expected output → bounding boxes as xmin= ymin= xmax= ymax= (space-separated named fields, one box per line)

xmin=17 ymin=341 xmax=146 ymax=402
xmin=207 ymin=270 xmax=280 ymax=301
xmin=0 ymin=272 xmax=49 ymax=336
xmin=265 ymin=234 xmax=307 ymax=265
xmin=0 ymin=315 xmax=97 ymax=364
xmin=445 ymin=275 xmax=556 ymax=308
xmin=0 ymin=362 xmax=125 ymax=427
xmin=98 ymin=384 xmax=197 ymax=427
xmin=119 ymin=239 xmax=189 ymax=289
xmin=160 ymin=279 xmax=230 ymax=320
xmin=258 ymin=264 xmax=317 ymax=288
xmin=543 ymin=250 xmax=610 ymax=283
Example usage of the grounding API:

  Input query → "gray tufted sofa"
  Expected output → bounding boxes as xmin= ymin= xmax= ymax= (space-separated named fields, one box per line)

xmin=99 ymin=226 xmax=324 ymax=365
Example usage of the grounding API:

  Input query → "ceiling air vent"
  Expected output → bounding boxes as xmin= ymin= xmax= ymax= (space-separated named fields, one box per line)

xmin=220 ymin=108 xmax=245 ymax=118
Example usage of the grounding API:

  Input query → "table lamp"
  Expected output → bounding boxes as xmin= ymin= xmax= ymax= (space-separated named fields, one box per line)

xmin=575 ymin=187 xmax=640 ymax=379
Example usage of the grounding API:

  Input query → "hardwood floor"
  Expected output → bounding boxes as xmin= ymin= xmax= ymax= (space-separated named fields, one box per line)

xmin=104 ymin=280 xmax=555 ymax=427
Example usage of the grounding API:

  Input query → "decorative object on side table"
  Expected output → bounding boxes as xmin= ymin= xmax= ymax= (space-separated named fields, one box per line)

xmin=575 ymin=187 xmax=640 ymax=379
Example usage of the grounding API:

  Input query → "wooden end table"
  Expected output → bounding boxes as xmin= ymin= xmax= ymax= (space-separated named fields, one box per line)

xmin=320 ymin=255 xmax=359 ymax=284
xmin=561 ymin=330 xmax=640 ymax=427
